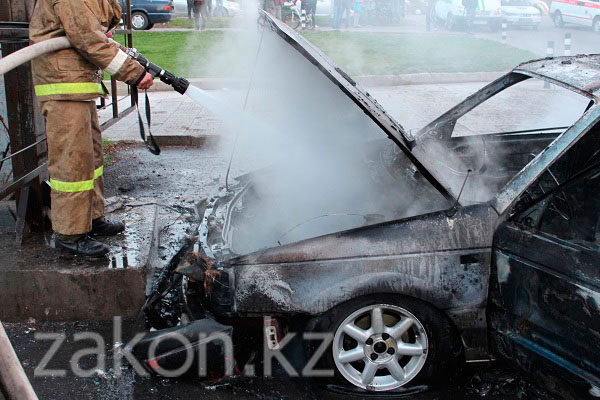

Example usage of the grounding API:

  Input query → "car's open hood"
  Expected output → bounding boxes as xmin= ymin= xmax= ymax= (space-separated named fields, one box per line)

xmin=261 ymin=12 xmax=451 ymax=198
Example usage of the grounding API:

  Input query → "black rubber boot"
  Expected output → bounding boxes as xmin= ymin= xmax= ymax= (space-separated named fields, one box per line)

xmin=56 ymin=235 xmax=110 ymax=257
xmin=90 ymin=217 xmax=125 ymax=236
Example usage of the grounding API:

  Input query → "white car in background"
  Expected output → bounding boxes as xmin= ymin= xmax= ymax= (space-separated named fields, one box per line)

xmin=501 ymin=0 xmax=542 ymax=28
xmin=173 ymin=0 xmax=241 ymax=17
xmin=433 ymin=0 xmax=503 ymax=30
xmin=551 ymin=0 xmax=600 ymax=32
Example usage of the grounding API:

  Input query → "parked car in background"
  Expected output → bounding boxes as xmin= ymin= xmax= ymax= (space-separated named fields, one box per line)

xmin=119 ymin=0 xmax=175 ymax=30
xmin=551 ymin=0 xmax=600 ymax=32
xmin=501 ymin=0 xmax=542 ymax=28
xmin=433 ymin=0 xmax=503 ymax=30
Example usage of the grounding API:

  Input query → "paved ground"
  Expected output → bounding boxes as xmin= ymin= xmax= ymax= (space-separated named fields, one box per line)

xmin=101 ymin=78 xmax=585 ymax=144
xmin=100 ymin=82 xmax=486 ymax=142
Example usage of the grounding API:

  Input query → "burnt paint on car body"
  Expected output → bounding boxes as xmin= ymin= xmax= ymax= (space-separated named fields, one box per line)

xmin=209 ymin=204 xmax=496 ymax=353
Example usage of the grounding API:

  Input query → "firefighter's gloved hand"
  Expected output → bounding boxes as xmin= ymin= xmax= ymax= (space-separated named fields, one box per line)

xmin=137 ymin=72 xmax=154 ymax=90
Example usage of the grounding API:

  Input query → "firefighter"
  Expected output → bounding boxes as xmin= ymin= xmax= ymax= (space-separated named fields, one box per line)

xmin=29 ymin=0 xmax=154 ymax=257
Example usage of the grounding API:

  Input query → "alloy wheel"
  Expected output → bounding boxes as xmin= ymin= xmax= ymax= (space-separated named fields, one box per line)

xmin=332 ymin=304 xmax=428 ymax=391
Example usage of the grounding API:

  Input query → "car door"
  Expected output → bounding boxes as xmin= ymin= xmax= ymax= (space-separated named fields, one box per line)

xmin=488 ymin=161 xmax=600 ymax=388
xmin=569 ymin=0 xmax=592 ymax=25
xmin=558 ymin=0 xmax=580 ymax=24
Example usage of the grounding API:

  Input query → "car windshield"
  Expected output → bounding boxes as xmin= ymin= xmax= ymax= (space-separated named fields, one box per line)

xmin=411 ymin=75 xmax=591 ymax=205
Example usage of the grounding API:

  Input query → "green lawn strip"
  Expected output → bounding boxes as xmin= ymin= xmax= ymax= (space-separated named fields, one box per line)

xmin=156 ymin=16 xmax=233 ymax=29
xmin=301 ymin=31 xmax=537 ymax=75
xmin=113 ymin=31 xmax=226 ymax=77
xmin=112 ymin=31 xmax=535 ymax=78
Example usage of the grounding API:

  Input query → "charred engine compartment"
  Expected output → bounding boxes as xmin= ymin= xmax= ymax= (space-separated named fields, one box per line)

xmin=207 ymin=140 xmax=451 ymax=257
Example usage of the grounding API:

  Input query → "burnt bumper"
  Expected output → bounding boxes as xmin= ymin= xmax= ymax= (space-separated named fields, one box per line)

xmin=131 ymin=318 xmax=236 ymax=378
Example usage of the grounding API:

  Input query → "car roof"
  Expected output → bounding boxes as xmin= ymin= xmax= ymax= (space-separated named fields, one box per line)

xmin=514 ymin=55 xmax=600 ymax=97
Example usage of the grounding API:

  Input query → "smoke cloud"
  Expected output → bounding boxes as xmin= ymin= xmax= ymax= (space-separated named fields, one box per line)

xmin=182 ymin=6 xmax=590 ymax=255
xmin=183 ymin=7 xmax=450 ymax=255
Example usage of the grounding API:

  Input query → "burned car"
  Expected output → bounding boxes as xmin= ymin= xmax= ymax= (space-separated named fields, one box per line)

xmin=136 ymin=14 xmax=600 ymax=395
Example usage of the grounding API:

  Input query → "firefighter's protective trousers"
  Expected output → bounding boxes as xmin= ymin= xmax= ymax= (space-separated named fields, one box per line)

xmin=41 ymin=101 xmax=105 ymax=235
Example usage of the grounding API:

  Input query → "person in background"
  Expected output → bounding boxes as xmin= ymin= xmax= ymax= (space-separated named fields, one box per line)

xmin=187 ymin=0 xmax=194 ymax=18
xmin=463 ymin=0 xmax=477 ymax=33
xmin=353 ymin=0 xmax=363 ymax=27
xmin=426 ymin=0 xmax=437 ymax=30
xmin=332 ymin=0 xmax=344 ymax=28
xmin=207 ymin=0 xmax=213 ymax=18
xmin=398 ymin=0 xmax=405 ymax=18
xmin=215 ymin=0 xmax=224 ymax=16
xmin=343 ymin=0 xmax=353 ymax=28
xmin=272 ymin=0 xmax=283 ymax=19
xmin=304 ymin=0 xmax=318 ymax=28
xmin=193 ymin=0 xmax=209 ymax=30
xmin=365 ymin=0 xmax=376 ymax=25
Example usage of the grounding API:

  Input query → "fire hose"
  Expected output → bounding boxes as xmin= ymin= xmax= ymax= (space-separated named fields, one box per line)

xmin=0 ymin=37 xmax=190 ymax=154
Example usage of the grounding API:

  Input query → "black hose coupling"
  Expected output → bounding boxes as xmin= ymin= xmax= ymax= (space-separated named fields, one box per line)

xmin=126 ymin=48 xmax=189 ymax=95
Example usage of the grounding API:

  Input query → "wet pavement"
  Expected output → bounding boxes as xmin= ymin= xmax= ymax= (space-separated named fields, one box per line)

xmin=1 ymin=145 xmax=580 ymax=400
xmin=2 ymin=318 xmax=563 ymax=400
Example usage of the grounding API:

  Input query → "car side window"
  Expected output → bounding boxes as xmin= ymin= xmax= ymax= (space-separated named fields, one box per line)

xmin=537 ymin=169 xmax=600 ymax=243
xmin=511 ymin=126 xmax=600 ymax=244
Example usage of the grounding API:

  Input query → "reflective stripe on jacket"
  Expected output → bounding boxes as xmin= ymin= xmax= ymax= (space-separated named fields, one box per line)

xmin=29 ymin=0 xmax=145 ymax=101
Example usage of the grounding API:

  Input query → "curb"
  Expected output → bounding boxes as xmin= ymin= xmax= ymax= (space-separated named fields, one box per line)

xmin=104 ymin=71 xmax=505 ymax=94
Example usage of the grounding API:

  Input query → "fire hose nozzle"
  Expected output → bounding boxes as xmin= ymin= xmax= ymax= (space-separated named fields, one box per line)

xmin=126 ymin=48 xmax=189 ymax=95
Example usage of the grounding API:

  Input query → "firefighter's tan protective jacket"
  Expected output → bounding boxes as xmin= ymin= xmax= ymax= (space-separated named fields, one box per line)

xmin=29 ymin=0 xmax=145 ymax=101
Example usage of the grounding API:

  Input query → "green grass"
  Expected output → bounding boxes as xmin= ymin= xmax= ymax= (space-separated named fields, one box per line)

xmin=113 ymin=30 xmax=536 ymax=78
xmin=301 ymin=31 xmax=537 ymax=75
xmin=157 ymin=16 xmax=233 ymax=29
xmin=314 ymin=15 xmax=331 ymax=27
xmin=103 ymin=138 xmax=116 ymax=165
xmin=113 ymin=31 xmax=226 ymax=77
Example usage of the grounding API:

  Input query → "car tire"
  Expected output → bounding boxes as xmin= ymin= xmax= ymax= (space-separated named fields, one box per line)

xmin=593 ymin=17 xmax=600 ymax=33
xmin=132 ymin=11 xmax=150 ymax=30
xmin=305 ymin=294 xmax=464 ymax=392
xmin=553 ymin=11 xmax=564 ymax=28
xmin=445 ymin=12 xmax=455 ymax=30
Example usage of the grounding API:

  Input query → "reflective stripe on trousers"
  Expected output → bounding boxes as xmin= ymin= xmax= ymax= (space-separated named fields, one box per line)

xmin=34 ymin=82 xmax=105 ymax=97
xmin=49 ymin=166 xmax=103 ymax=192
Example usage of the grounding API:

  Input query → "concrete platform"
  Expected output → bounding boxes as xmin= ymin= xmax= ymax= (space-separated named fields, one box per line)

xmin=0 ymin=198 xmax=159 ymax=322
